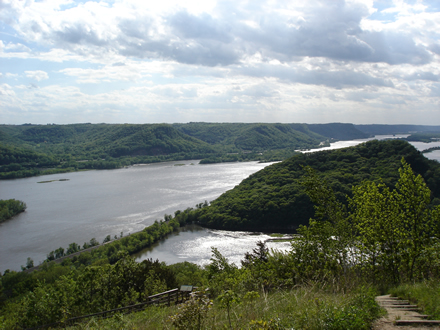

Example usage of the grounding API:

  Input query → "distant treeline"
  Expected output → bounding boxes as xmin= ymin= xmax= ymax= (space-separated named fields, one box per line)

xmin=0 ymin=122 xmax=372 ymax=179
xmin=0 ymin=199 xmax=26 ymax=223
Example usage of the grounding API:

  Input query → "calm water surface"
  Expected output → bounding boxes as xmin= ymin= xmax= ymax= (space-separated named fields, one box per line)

xmin=0 ymin=161 xmax=273 ymax=271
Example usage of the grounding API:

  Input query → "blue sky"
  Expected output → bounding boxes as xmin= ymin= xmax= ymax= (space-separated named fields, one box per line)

xmin=0 ymin=0 xmax=439 ymax=125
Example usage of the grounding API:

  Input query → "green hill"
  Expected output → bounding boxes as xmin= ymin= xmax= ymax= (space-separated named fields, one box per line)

xmin=308 ymin=123 xmax=369 ymax=140
xmin=3 ymin=122 xmax=432 ymax=180
xmin=195 ymin=139 xmax=440 ymax=232
xmin=0 ymin=123 xmax=328 ymax=179
xmin=173 ymin=123 xmax=326 ymax=150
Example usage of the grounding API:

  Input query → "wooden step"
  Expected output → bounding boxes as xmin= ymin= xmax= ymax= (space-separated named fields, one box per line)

xmin=380 ymin=300 xmax=410 ymax=304
xmin=395 ymin=320 xmax=440 ymax=326
xmin=381 ymin=304 xmax=418 ymax=308
xmin=411 ymin=315 xmax=430 ymax=319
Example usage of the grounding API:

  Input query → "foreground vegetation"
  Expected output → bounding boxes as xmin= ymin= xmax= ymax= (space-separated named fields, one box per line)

xmin=0 ymin=199 xmax=26 ymax=223
xmin=390 ymin=281 xmax=440 ymax=320
xmin=62 ymin=286 xmax=382 ymax=330
xmin=1 ymin=139 xmax=440 ymax=328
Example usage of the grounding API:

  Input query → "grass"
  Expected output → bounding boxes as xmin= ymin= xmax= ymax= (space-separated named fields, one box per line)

xmin=66 ymin=285 xmax=383 ymax=330
xmin=390 ymin=280 xmax=440 ymax=319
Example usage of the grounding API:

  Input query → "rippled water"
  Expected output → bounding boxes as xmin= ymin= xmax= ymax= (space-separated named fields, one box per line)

xmin=133 ymin=225 xmax=292 ymax=267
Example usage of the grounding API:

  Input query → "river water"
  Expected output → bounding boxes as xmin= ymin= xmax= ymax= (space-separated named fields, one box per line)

xmin=0 ymin=160 xmax=274 ymax=272
xmin=133 ymin=224 xmax=291 ymax=267
xmin=1 ymin=136 xmax=439 ymax=272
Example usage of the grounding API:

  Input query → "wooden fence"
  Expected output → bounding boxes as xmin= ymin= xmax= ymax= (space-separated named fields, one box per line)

xmin=27 ymin=287 xmax=199 ymax=329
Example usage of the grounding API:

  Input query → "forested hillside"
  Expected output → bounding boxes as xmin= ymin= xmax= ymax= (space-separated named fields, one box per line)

xmin=308 ymin=123 xmax=369 ymax=140
xmin=2 ymin=122 xmax=440 ymax=180
xmin=0 ymin=123 xmax=328 ymax=179
xmin=195 ymin=139 xmax=440 ymax=231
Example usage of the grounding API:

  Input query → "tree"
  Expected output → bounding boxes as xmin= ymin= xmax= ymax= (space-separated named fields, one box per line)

xmin=26 ymin=257 xmax=34 ymax=269
xmin=299 ymin=158 xmax=440 ymax=285
xmin=66 ymin=242 xmax=80 ymax=255
xmin=351 ymin=159 xmax=440 ymax=283
xmin=55 ymin=247 xmax=64 ymax=259
xmin=291 ymin=166 xmax=354 ymax=282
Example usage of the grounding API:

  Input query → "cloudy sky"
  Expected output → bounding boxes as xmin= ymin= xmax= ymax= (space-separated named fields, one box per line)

xmin=1 ymin=0 xmax=439 ymax=125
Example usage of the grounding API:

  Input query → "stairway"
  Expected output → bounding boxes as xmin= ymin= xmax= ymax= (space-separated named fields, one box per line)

xmin=376 ymin=295 xmax=440 ymax=327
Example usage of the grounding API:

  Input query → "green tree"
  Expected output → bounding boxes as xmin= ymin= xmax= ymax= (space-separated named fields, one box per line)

xmin=350 ymin=159 xmax=440 ymax=283
xmin=26 ymin=257 xmax=34 ymax=269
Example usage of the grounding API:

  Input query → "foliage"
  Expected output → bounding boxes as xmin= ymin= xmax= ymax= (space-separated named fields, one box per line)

xmin=0 ymin=122 xmax=332 ymax=179
xmin=0 ymin=199 xmax=26 ymax=223
xmin=292 ymin=158 xmax=440 ymax=288
xmin=2 ymin=256 xmax=176 ymax=328
xmin=194 ymin=139 xmax=440 ymax=231
xmin=55 ymin=285 xmax=382 ymax=330
xmin=406 ymin=132 xmax=440 ymax=143
xmin=169 ymin=290 xmax=212 ymax=330
xmin=290 ymin=287 xmax=383 ymax=330
xmin=390 ymin=280 xmax=440 ymax=319
xmin=350 ymin=159 xmax=439 ymax=284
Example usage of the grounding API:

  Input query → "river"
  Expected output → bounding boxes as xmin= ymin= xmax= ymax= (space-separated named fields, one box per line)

xmin=1 ymin=136 xmax=439 ymax=272
xmin=0 ymin=160 xmax=274 ymax=272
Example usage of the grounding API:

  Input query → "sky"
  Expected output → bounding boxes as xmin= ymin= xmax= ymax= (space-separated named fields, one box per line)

xmin=0 ymin=0 xmax=439 ymax=125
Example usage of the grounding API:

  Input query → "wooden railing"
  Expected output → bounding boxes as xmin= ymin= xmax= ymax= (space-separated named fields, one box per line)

xmin=27 ymin=287 xmax=199 ymax=329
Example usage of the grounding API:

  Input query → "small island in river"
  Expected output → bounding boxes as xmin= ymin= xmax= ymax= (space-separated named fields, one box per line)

xmin=0 ymin=199 xmax=27 ymax=223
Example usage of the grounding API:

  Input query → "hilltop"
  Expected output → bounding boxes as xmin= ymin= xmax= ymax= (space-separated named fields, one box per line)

xmin=1 ymin=122 xmax=440 ymax=179
xmin=194 ymin=139 xmax=440 ymax=232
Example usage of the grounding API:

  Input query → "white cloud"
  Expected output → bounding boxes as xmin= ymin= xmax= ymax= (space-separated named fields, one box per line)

xmin=0 ymin=83 xmax=16 ymax=96
xmin=25 ymin=70 xmax=49 ymax=81
xmin=4 ymin=42 xmax=31 ymax=52
xmin=0 ymin=0 xmax=439 ymax=124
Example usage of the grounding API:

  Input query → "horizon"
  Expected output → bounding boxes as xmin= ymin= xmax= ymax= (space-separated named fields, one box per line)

xmin=1 ymin=0 xmax=439 ymax=125
xmin=2 ymin=122 xmax=440 ymax=127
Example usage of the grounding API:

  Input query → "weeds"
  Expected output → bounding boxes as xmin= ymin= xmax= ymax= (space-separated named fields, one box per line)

xmin=390 ymin=280 xmax=440 ymax=319
xmin=65 ymin=285 xmax=382 ymax=329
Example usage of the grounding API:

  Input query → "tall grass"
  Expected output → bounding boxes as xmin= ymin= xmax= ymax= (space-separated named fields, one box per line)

xmin=66 ymin=284 xmax=383 ymax=330
xmin=390 ymin=280 xmax=440 ymax=319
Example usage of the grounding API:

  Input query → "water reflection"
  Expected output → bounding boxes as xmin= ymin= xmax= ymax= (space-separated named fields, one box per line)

xmin=133 ymin=224 xmax=292 ymax=267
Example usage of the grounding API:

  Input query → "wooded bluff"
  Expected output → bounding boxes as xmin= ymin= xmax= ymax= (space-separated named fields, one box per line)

xmin=2 ymin=122 xmax=439 ymax=179
xmin=193 ymin=139 xmax=440 ymax=231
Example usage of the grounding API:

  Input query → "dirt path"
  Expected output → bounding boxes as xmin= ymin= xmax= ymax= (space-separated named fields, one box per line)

xmin=372 ymin=295 xmax=440 ymax=330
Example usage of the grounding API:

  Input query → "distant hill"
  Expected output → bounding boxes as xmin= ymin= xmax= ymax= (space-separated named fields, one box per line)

xmin=308 ymin=123 xmax=369 ymax=140
xmin=355 ymin=124 xmax=440 ymax=136
xmin=0 ymin=123 xmax=327 ymax=179
xmin=194 ymin=139 xmax=440 ymax=232
xmin=172 ymin=123 xmax=326 ymax=149
xmin=2 ymin=122 xmax=439 ymax=179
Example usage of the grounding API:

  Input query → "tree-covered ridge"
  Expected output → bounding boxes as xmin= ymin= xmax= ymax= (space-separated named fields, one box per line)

xmin=0 ymin=123 xmax=328 ymax=179
xmin=406 ymin=132 xmax=440 ymax=143
xmin=307 ymin=123 xmax=369 ymax=140
xmin=195 ymin=140 xmax=440 ymax=232
xmin=0 ymin=199 xmax=27 ymax=223
xmin=2 ymin=122 xmax=440 ymax=180
xmin=173 ymin=122 xmax=326 ymax=150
